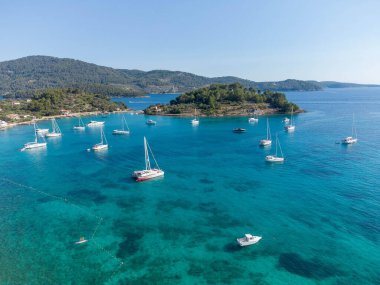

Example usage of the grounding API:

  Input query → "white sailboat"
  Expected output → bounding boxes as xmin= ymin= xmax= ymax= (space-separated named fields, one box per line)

xmin=113 ymin=115 xmax=130 ymax=135
xmin=21 ymin=123 xmax=47 ymax=151
xmin=73 ymin=115 xmax=86 ymax=130
xmin=87 ymin=120 xmax=105 ymax=127
xmin=265 ymin=134 xmax=284 ymax=163
xmin=35 ymin=122 xmax=49 ymax=135
xmin=260 ymin=118 xmax=272 ymax=146
xmin=284 ymin=107 xmax=295 ymax=132
xmin=45 ymin=118 xmax=62 ymax=137
xmin=92 ymin=128 xmax=108 ymax=151
xmin=132 ymin=137 xmax=164 ymax=182
xmin=191 ymin=109 xmax=199 ymax=126
xmin=342 ymin=114 xmax=358 ymax=144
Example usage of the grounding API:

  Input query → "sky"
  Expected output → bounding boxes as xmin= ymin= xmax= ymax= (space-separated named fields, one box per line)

xmin=1 ymin=0 xmax=380 ymax=83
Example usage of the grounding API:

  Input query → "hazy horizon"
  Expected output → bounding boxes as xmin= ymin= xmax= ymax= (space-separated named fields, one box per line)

xmin=1 ymin=0 xmax=380 ymax=84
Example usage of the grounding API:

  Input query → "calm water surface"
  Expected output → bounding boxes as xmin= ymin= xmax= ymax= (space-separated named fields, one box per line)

xmin=0 ymin=88 xmax=379 ymax=284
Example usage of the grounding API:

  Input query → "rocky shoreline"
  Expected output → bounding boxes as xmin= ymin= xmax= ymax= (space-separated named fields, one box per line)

xmin=0 ymin=110 xmax=141 ymax=130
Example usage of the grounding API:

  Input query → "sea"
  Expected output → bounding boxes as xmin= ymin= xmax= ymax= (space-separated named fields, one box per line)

xmin=0 ymin=87 xmax=379 ymax=284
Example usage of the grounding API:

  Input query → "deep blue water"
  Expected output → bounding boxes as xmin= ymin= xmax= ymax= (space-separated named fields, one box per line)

xmin=0 ymin=87 xmax=380 ymax=284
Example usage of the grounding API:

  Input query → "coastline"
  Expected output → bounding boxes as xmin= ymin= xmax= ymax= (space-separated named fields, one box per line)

xmin=143 ymin=108 xmax=304 ymax=118
xmin=1 ymin=109 xmax=142 ymax=130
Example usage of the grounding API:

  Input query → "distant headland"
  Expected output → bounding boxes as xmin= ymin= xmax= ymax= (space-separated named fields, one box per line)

xmin=144 ymin=83 xmax=301 ymax=117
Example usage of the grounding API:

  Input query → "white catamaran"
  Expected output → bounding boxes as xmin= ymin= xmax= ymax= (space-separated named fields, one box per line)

xmin=191 ymin=109 xmax=200 ymax=126
xmin=265 ymin=134 xmax=284 ymax=163
xmin=132 ymin=137 xmax=164 ymax=182
xmin=113 ymin=115 xmax=130 ymax=135
xmin=73 ymin=115 xmax=86 ymax=130
xmin=342 ymin=114 xmax=358 ymax=144
xmin=45 ymin=118 xmax=62 ymax=137
xmin=21 ymin=123 xmax=47 ymax=151
xmin=284 ymin=107 xmax=295 ymax=132
xmin=260 ymin=118 xmax=272 ymax=146
xmin=92 ymin=128 xmax=108 ymax=151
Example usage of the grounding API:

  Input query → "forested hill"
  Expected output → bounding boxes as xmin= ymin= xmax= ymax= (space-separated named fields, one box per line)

xmin=0 ymin=56 xmax=378 ymax=98
xmin=145 ymin=83 xmax=300 ymax=116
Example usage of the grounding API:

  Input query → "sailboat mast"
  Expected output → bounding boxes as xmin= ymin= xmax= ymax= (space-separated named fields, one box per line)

xmin=352 ymin=113 xmax=356 ymax=138
xmin=290 ymin=107 xmax=293 ymax=125
xmin=144 ymin=137 xmax=151 ymax=170
xmin=33 ymin=123 xmax=38 ymax=143
xmin=278 ymin=136 xmax=283 ymax=158
xmin=275 ymin=135 xmax=278 ymax=156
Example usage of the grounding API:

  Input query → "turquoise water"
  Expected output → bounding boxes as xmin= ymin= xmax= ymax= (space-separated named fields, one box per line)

xmin=0 ymin=87 xmax=380 ymax=284
xmin=113 ymin=93 xmax=180 ymax=111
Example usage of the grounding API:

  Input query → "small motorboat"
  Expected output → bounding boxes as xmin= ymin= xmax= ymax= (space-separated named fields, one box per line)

xmin=248 ymin=117 xmax=258 ymax=123
xmin=283 ymin=117 xmax=290 ymax=123
xmin=233 ymin=128 xmax=246 ymax=133
xmin=86 ymin=121 xmax=105 ymax=127
xmin=75 ymin=237 xmax=88 ymax=244
xmin=237 ymin=234 xmax=262 ymax=246
xmin=191 ymin=118 xmax=199 ymax=126
xmin=146 ymin=119 xmax=157 ymax=125
xmin=341 ymin=136 xmax=358 ymax=144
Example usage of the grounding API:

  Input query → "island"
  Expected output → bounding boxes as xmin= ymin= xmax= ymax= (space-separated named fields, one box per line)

xmin=144 ymin=83 xmax=301 ymax=116
xmin=0 ymin=88 xmax=127 ymax=127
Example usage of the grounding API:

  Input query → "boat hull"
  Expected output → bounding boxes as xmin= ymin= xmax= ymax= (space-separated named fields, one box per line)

xmin=45 ymin=132 xmax=61 ymax=138
xmin=92 ymin=144 xmax=108 ymax=151
xmin=22 ymin=142 xmax=47 ymax=151
xmin=284 ymin=125 xmax=295 ymax=132
xmin=191 ymin=120 xmax=199 ymax=126
xmin=248 ymin=118 xmax=258 ymax=123
xmin=36 ymin=128 xmax=49 ymax=134
xmin=233 ymin=128 xmax=246 ymax=133
xmin=265 ymin=155 xmax=284 ymax=163
xmin=260 ymin=139 xmax=272 ymax=146
xmin=86 ymin=121 xmax=105 ymax=127
xmin=342 ymin=137 xmax=358 ymax=144
xmin=133 ymin=169 xmax=164 ymax=182
xmin=237 ymin=236 xmax=262 ymax=246
xmin=112 ymin=130 xmax=130 ymax=135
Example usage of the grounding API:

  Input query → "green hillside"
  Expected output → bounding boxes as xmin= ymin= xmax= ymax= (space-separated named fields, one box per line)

xmin=145 ymin=83 xmax=300 ymax=116
xmin=1 ymin=56 xmax=377 ymax=98
xmin=0 ymin=56 xmax=323 ymax=98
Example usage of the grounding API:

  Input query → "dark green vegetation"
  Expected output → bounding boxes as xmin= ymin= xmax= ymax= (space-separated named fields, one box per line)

xmin=3 ymin=56 xmax=377 ymax=99
xmin=0 ymin=88 xmax=126 ymax=122
xmin=145 ymin=83 xmax=300 ymax=116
